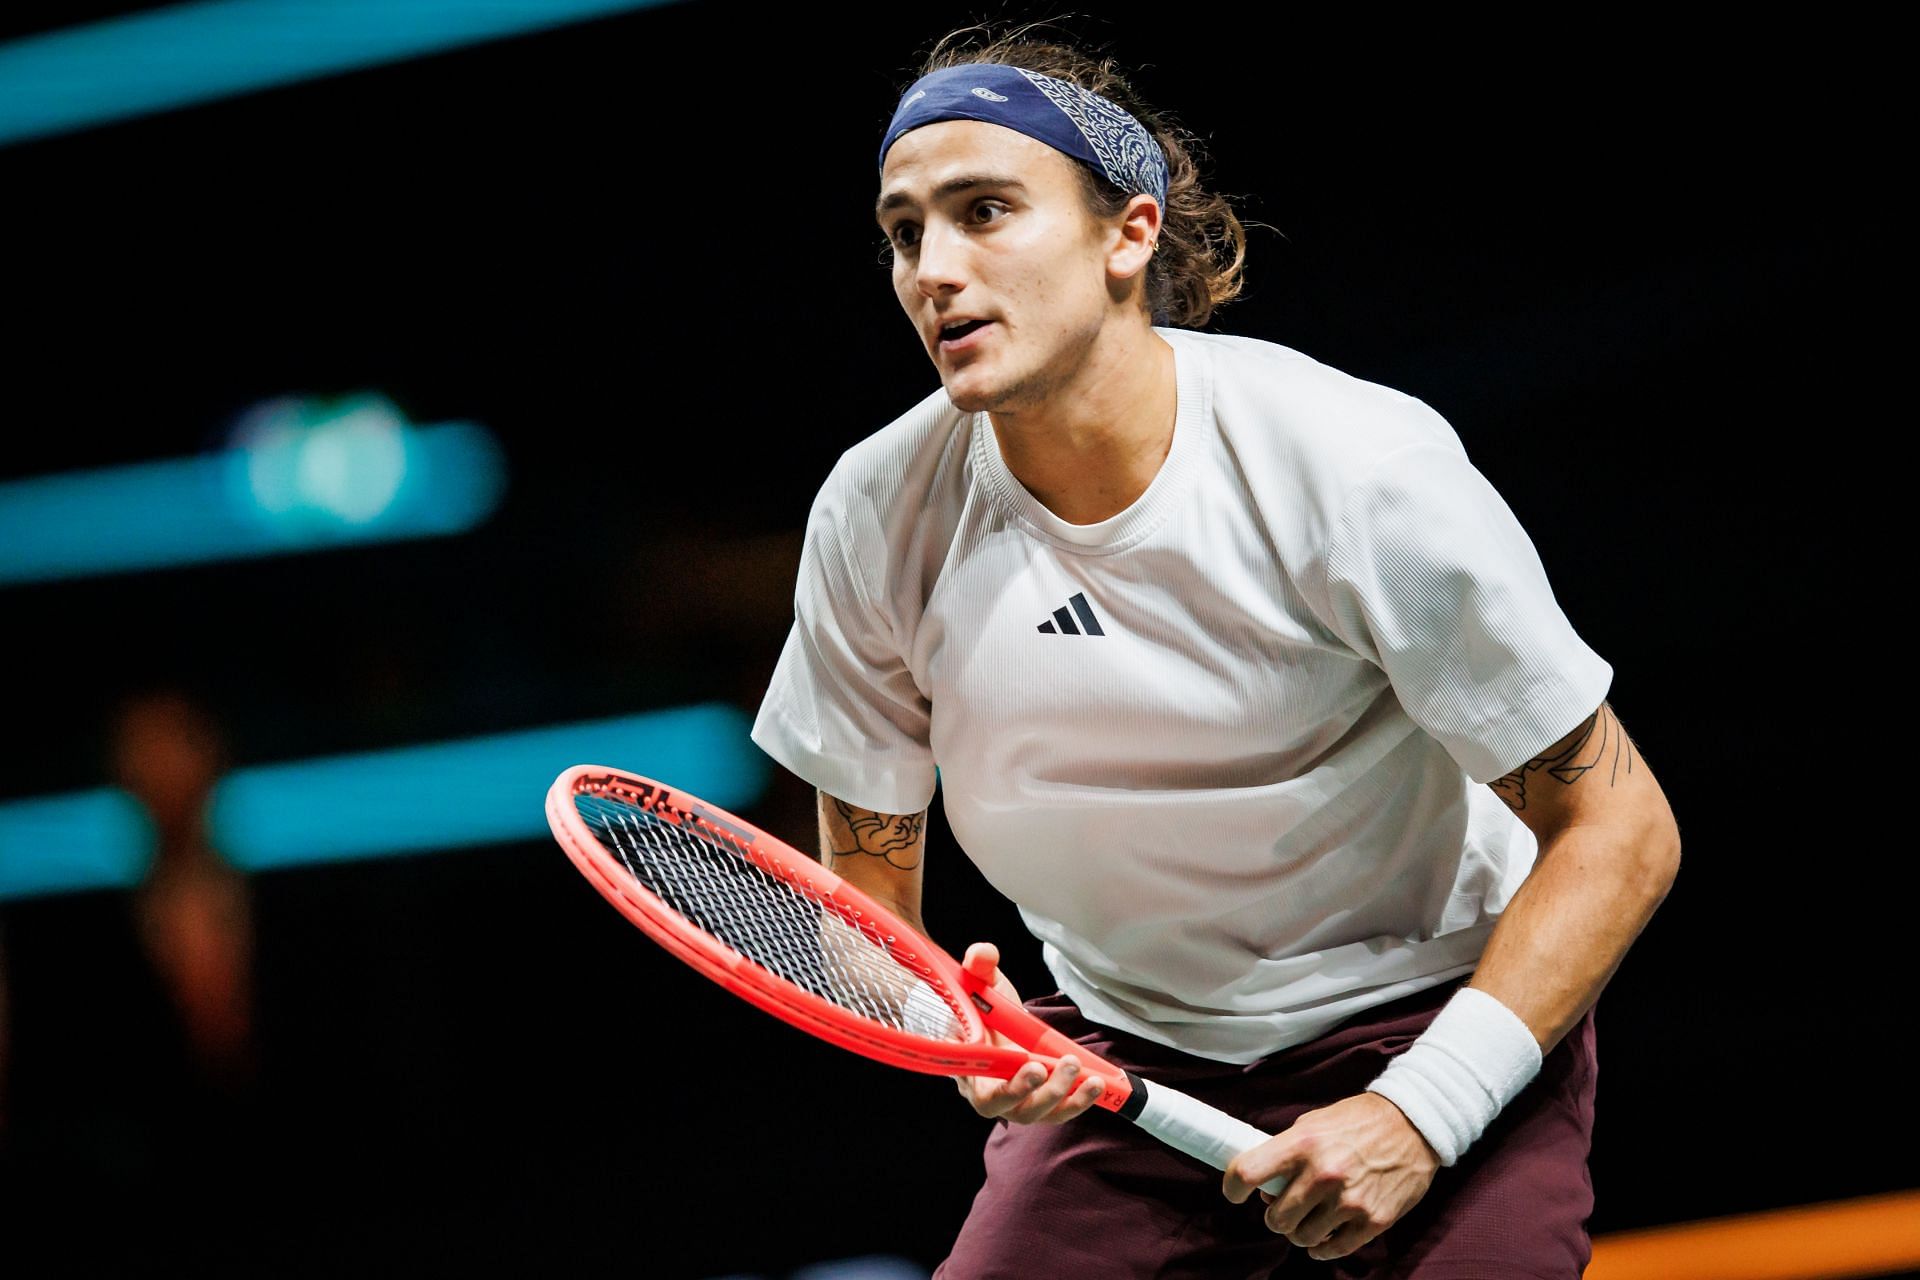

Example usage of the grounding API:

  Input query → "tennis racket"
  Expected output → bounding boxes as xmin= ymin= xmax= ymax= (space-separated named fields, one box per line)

xmin=545 ymin=764 xmax=1288 ymax=1195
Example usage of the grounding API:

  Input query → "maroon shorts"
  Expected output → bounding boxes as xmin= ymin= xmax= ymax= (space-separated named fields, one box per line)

xmin=935 ymin=978 xmax=1598 ymax=1280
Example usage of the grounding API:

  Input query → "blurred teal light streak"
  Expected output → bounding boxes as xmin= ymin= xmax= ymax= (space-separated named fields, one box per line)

xmin=0 ymin=414 xmax=505 ymax=586
xmin=0 ymin=790 xmax=157 ymax=900
xmin=0 ymin=0 xmax=675 ymax=149
xmin=0 ymin=703 xmax=770 ymax=900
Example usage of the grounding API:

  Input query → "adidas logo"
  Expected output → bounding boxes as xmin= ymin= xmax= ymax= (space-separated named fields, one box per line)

xmin=1036 ymin=591 xmax=1105 ymax=636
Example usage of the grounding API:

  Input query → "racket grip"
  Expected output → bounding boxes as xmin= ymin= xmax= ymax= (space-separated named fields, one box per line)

xmin=1128 ymin=1077 xmax=1290 ymax=1197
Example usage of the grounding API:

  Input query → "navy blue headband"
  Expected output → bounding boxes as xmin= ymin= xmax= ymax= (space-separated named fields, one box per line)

xmin=878 ymin=63 xmax=1169 ymax=211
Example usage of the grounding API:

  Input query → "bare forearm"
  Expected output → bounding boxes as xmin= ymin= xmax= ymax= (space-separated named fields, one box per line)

xmin=816 ymin=790 xmax=928 ymax=933
xmin=1470 ymin=817 xmax=1679 ymax=1053
xmin=1474 ymin=702 xmax=1682 ymax=1052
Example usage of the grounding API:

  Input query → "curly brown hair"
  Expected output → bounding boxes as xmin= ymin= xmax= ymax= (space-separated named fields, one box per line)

xmin=908 ymin=21 xmax=1249 ymax=328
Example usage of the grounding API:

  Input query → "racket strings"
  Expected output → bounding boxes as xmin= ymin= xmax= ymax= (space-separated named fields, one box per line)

xmin=576 ymin=794 xmax=964 ymax=1041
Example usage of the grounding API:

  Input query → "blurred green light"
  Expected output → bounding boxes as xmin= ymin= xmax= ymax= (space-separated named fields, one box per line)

xmin=240 ymin=393 xmax=413 ymax=527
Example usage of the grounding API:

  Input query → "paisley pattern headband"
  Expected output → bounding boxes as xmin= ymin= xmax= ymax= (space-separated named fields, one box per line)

xmin=878 ymin=63 xmax=1169 ymax=211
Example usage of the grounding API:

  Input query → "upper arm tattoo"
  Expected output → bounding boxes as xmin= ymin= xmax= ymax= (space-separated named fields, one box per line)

xmin=1491 ymin=701 xmax=1635 ymax=814
xmin=823 ymin=796 xmax=924 ymax=870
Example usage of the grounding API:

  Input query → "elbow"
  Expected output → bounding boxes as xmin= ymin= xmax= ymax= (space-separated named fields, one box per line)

xmin=1638 ymin=810 xmax=1682 ymax=907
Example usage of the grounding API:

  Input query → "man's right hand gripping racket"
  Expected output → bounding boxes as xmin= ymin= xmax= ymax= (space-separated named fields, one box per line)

xmin=545 ymin=764 xmax=1287 ymax=1195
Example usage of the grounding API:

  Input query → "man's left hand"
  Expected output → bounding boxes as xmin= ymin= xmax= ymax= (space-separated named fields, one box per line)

xmin=1221 ymin=1092 xmax=1440 ymax=1261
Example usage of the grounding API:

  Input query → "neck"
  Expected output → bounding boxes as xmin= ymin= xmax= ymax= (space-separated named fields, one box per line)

xmin=987 ymin=320 xmax=1176 ymax=525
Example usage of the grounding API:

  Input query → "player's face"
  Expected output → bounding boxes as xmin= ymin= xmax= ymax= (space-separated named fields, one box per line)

xmin=877 ymin=121 xmax=1118 ymax=414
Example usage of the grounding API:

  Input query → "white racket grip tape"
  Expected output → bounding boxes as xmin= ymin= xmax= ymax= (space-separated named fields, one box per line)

xmin=1128 ymin=1075 xmax=1289 ymax=1196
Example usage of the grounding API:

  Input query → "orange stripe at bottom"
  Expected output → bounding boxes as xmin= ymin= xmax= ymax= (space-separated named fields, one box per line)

xmin=1586 ymin=1189 xmax=1920 ymax=1280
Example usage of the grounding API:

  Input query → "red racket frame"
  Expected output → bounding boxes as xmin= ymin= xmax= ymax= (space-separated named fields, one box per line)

xmin=546 ymin=764 xmax=1137 ymax=1109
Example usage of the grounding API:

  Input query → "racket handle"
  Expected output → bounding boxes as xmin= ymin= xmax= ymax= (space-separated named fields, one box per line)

xmin=1127 ymin=1076 xmax=1290 ymax=1197
xmin=961 ymin=970 xmax=1287 ymax=1195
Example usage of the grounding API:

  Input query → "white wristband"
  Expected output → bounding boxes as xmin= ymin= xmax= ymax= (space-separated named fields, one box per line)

xmin=1365 ymin=986 xmax=1543 ymax=1166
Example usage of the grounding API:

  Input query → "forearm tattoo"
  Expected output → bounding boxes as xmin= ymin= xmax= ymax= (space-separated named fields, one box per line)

xmin=825 ymin=798 xmax=924 ymax=870
xmin=1491 ymin=701 xmax=1635 ymax=813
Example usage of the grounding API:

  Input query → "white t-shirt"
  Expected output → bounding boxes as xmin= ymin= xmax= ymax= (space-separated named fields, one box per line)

xmin=751 ymin=326 xmax=1612 ymax=1064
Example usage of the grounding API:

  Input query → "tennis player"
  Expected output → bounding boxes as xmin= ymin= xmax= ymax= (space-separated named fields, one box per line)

xmin=750 ymin=25 xmax=1681 ymax=1279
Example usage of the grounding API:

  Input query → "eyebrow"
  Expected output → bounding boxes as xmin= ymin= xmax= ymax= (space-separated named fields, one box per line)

xmin=875 ymin=174 xmax=1028 ymax=222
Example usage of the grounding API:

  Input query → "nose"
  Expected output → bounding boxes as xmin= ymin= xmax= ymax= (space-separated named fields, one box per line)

xmin=912 ymin=219 xmax=968 ymax=299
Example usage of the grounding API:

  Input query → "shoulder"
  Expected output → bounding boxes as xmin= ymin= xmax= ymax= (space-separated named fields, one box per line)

xmin=808 ymin=384 xmax=968 ymax=525
xmin=1164 ymin=327 xmax=1473 ymax=546
xmin=802 ymin=385 xmax=975 ymax=600
xmin=1168 ymin=327 xmax=1463 ymax=473
xmin=827 ymin=383 xmax=966 ymax=489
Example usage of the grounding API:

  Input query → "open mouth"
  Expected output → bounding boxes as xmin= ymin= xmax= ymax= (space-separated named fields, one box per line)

xmin=939 ymin=319 xmax=989 ymax=344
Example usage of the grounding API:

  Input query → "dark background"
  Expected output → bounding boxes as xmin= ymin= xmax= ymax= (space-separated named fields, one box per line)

xmin=0 ymin=3 xmax=1895 ymax=1275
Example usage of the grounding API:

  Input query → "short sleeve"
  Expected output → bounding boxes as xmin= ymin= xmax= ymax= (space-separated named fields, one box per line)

xmin=750 ymin=483 xmax=938 ymax=815
xmin=1316 ymin=442 xmax=1613 ymax=784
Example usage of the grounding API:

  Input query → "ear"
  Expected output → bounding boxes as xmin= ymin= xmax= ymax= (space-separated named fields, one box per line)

xmin=1106 ymin=193 xmax=1162 ymax=285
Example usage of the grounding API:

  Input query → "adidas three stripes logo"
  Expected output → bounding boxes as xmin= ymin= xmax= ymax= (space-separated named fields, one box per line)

xmin=1037 ymin=592 xmax=1105 ymax=636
